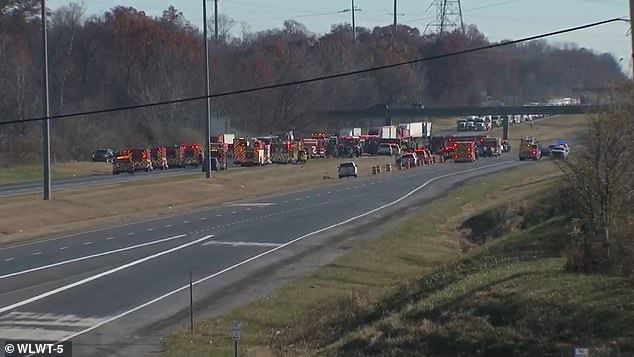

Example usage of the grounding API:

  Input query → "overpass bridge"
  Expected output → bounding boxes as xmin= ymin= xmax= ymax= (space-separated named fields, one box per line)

xmin=315 ymin=104 xmax=604 ymax=140
xmin=317 ymin=104 xmax=601 ymax=122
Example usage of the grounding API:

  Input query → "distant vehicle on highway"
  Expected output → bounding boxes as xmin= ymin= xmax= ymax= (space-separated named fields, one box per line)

xmin=550 ymin=146 xmax=569 ymax=159
xmin=92 ymin=148 xmax=114 ymax=162
xmin=368 ymin=103 xmax=389 ymax=110
xmin=410 ymin=103 xmax=424 ymax=109
xmin=338 ymin=161 xmax=358 ymax=179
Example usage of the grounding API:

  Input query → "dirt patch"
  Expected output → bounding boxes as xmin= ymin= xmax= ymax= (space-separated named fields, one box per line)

xmin=0 ymin=157 xmax=397 ymax=246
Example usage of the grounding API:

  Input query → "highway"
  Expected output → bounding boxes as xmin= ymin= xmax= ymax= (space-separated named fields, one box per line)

xmin=0 ymin=167 xmax=201 ymax=197
xmin=0 ymin=151 xmax=538 ymax=356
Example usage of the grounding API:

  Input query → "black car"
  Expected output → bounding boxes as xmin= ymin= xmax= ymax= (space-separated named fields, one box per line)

xmin=91 ymin=148 xmax=114 ymax=162
xmin=541 ymin=144 xmax=558 ymax=157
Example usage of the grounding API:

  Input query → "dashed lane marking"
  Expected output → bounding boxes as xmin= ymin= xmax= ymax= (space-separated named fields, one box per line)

xmin=83 ymin=242 xmax=92 ymax=245
xmin=4 ymin=258 xmax=14 ymax=262
xmin=0 ymin=234 xmax=189 ymax=280
xmin=0 ymin=235 xmax=211 ymax=313
xmin=32 ymin=252 xmax=42 ymax=256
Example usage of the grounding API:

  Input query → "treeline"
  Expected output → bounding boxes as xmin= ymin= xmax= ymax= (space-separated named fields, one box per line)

xmin=0 ymin=2 xmax=626 ymax=164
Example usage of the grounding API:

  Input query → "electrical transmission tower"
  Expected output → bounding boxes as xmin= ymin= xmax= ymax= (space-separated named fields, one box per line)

xmin=427 ymin=0 xmax=465 ymax=35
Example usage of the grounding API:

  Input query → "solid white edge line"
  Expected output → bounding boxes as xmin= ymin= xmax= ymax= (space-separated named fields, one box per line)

xmin=58 ymin=160 xmax=514 ymax=343
xmin=0 ymin=235 xmax=211 ymax=314
xmin=0 ymin=234 xmax=188 ymax=280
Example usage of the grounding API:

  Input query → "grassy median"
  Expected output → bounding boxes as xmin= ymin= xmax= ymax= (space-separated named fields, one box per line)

xmin=164 ymin=152 xmax=633 ymax=356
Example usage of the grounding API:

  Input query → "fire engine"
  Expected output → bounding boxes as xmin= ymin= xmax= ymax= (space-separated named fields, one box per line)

xmin=452 ymin=141 xmax=477 ymax=162
xmin=179 ymin=144 xmax=201 ymax=167
xmin=165 ymin=145 xmax=181 ymax=168
xmin=150 ymin=146 xmax=169 ymax=170
xmin=130 ymin=148 xmax=153 ymax=171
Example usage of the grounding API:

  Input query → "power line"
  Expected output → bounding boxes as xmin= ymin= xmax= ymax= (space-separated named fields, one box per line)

xmin=0 ymin=17 xmax=624 ymax=127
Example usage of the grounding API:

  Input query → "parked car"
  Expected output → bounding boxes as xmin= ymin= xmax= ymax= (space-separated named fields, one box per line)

xmin=92 ymin=148 xmax=114 ymax=162
xmin=389 ymin=144 xmax=401 ymax=156
xmin=377 ymin=144 xmax=393 ymax=156
xmin=338 ymin=161 xmax=358 ymax=179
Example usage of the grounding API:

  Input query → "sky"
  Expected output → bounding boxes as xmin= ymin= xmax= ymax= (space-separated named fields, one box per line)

xmin=49 ymin=0 xmax=631 ymax=72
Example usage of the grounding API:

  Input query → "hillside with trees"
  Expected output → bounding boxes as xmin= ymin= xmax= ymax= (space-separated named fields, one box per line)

xmin=0 ymin=2 xmax=626 ymax=164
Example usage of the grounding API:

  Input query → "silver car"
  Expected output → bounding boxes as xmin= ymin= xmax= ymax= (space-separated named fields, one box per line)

xmin=338 ymin=161 xmax=358 ymax=179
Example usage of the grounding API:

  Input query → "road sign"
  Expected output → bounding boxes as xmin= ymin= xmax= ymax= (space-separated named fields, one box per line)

xmin=232 ymin=322 xmax=241 ymax=341
xmin=574 ymin=347 xmax=589 ymax=357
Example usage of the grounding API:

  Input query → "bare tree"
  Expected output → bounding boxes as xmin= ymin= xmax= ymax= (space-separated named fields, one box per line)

xmin=559 ymin=84 xmax=634 ymax=272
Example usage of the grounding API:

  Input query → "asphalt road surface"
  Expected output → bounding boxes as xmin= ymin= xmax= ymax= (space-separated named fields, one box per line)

xmin=0 ymin=167 xmax=202 ymax=197
xmin=0 ymin=151 xmax=545 ymax=357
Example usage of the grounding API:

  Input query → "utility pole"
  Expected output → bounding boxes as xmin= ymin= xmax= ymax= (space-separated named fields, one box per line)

xmin=203 ymin=0 xmax=212 ymax=178
xmin=352 ymin=0 xmax=356 ymax=41
xmin=41 ymin=0 xmax=51 ymax=200
xmin=630 ymin=0 xmax=634 ymax=80
xmin=214 ymin=0 xmax=219 ymax=41
xmin=393 ymin=0 xmax=397 ymax=33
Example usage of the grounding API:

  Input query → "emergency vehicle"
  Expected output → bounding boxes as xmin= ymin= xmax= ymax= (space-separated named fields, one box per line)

xmin=519 ymin=143 xmax=542 ymax=161
xmin=112 ymin=150 xmax=134 ymax=174
xmin=242 ymin=138 xmax=267 ymax=166
xmin=165 ymin=145 xmax=181 ymax=168
xmin=150 ymin=146 xmax=169 ymax=170
xmin=233 ymin=138 xmax=247 ymax=165
xmin=480 ymin=137 xmax=502 ymax=157
xmin=179 ymin=144 xmax=201 ymax=167
xmin=130 ymin=148 xmax=153 ymax=171
xmin=452 ymin=141 xmax=477 ymax=162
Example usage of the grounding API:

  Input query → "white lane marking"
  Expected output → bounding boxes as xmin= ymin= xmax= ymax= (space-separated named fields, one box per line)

xmin=59 ymin=247 xmax=68 ymax=250
xmin=127 ymin=232 xmax=135 ymax=236
xmin=146 ymin=228 xmax=154 ymax=232
xmin=83 ymin=242 xmax=92 ymax=245
xmin=245 ymin=208 xmax=251 ymax=211
xmin=201 ymin=241 xmax=282 ymax=248
xmin=0 ymin=234 xmax=188 ymax=280
xmin=283 ymin=200 xmax=289 ymax=203
xmin=295 ymin=198 xmax=301 ymax=201
xmin=32 ymin=252 xmax=42 ymax=256
xmin=105 ymin=237 xmax=115 ymax=240
xmin=0 ymin=235 xmax=212 ymax=314
xmin=305 ymin=196 xmax=311 ymax=199
xmin=165 ymin=224 xmax=172 ymax=228
xmin=4 ymin=258 xmax=14 ymax=262
xmin=327 ymin=192 xmax=331 ymax=194
xmin=57 ymin=161 xmax=515 ymax=343
xmin=183 ymin=220 xmax=190 ymax=224
xmin=216 ymin=214 xmax=222 ymax=217
xmin=200 ymin=217 xmax=206 ymax=221
xmin=231 ymin=211 xmax=237 ymax=214
xmin=228 ymin=203 xmax=276 ymax=207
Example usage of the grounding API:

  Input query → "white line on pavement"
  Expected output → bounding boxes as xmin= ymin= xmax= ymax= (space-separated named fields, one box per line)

xmin=0 ymin=234 xmax=188 ymax=280
xmin=57 ymin=160 xmax=515 ymax=343
xmin=201 ymin=241 xmax=282 ymax=248
xmin=0 ymin=235 xmax=211 ymax=314
xmin=4 ymin=258 xmax=14 ymax=262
